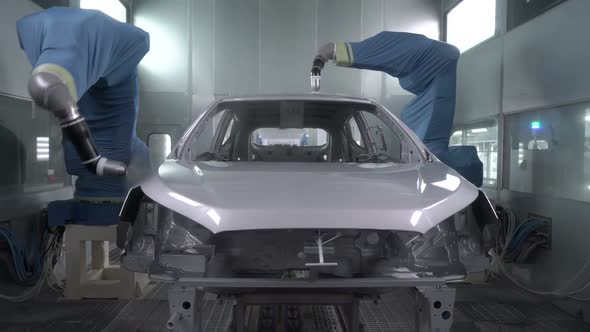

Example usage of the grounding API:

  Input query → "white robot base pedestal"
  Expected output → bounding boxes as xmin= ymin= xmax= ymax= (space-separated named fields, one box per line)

xmin=64 ymin=224 xmax=149 ymax=299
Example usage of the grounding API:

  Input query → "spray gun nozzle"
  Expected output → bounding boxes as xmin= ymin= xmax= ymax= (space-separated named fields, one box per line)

xmin=310 ymin=56 xmax=326 ymax=92
xmin=311 ymin=75 xmax=321 ymax=92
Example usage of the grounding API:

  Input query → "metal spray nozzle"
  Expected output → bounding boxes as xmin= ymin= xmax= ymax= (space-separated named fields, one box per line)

xmin=311 ymin=75 xmax=321 ymax=92
xmin=310 ymin=56 xmax=326 ymax=92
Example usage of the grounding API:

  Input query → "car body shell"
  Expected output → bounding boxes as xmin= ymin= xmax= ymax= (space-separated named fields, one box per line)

xmin=130 ymin=94 xmax=479 ymax=235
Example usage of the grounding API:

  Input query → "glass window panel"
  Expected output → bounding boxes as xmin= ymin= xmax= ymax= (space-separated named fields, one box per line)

xmin=466 ymin=126 xmax=498 ymax=187
xmin=446 ymin=0 xmax=496 ymax=52
xmin=450 ymin=130 xmax=464 ymax=146
xmin=80 ymin=0 xmax=127 ymax=23
xmin=504 ymin=103 xmax=590 ymax=202
xmin=452 ymin=121 xmax=498 ymax=187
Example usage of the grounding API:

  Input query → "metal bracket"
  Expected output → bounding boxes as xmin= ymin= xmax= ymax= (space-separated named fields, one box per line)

xmin=167 ymin=284 xmax=204 ymax=331
xmin=305 ymin=231 xmax=341 ymax=267
xmin=414 ymin=285 xmax=456 ymax=332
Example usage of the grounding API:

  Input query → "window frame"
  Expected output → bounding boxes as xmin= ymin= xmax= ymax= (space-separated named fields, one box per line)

xmin=345 ymin=114 xmax=370 ymax=151
xmin=342 ymin=109 xmax=408 ymax=164
xmin=501 ymin=104 xmax=590 ymax=202
xmin=451 ymin=118 xmax=500 ymax=189
xmin=359 ymin=110 xmax=406 ymax=162
xmin=443 ymin=0 xmax=499 ymax=54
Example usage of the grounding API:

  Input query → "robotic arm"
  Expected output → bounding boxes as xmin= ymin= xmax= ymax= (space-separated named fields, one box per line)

xmin=17 ymin=7 xmax=150 ymax=182
xmin=311 ymin=32 xmax=483 ymax=186
xmin=28 ymin=70 xmax=126 ymax=176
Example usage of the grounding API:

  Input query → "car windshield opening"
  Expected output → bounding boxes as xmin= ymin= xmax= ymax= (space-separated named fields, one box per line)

xmin=184 ymin=100 xmax=408 ymax=164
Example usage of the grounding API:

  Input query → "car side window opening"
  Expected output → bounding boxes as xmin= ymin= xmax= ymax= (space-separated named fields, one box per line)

xmin=189 ymin=109 xmax=232 ymax=161
xmin=347 ymin=116 xmax=365 ymax=148
xmin=354 ymin=110 xmax=403 ymax=163
xmin=222 ymin=117 xmax=235 ymax=146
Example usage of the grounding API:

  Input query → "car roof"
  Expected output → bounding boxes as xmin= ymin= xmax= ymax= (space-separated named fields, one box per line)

xmin=216 ymin=94 xmax=376 ymax=105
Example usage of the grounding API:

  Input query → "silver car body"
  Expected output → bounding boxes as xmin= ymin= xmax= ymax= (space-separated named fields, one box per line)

xmin=139 ymin=95 xmax=478 ymax=235
xmin=119 ymin=94 xmax=495 ymax=288
xmin=143 ymin=160 xmax=477 ymax=235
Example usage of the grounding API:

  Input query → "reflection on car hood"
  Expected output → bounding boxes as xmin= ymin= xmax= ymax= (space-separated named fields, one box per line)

xmin=139 ymin=160 xmax=479 ymax=234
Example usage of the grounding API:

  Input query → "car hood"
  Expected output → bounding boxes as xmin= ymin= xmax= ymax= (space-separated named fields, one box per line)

xmin=139 ymin=160 xmax=478 ymax=234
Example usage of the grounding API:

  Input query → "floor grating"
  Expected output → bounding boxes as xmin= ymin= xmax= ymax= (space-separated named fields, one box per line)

xmin=456 ymin=302 xmax=527 ymax=323
xmin=359 ymin=300 xmax=415 ymax=332
xmin=201 ymin=300 xmax=234 ymax=332
xmin=310 ymin=305 xmax=343 ymax=332
xmin=0 ymin=300 xmax=127 ymax=332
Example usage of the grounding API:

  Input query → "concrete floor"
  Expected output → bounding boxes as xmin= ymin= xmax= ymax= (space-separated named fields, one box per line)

xmin=0 ymin=280 xmax=589 ymax=332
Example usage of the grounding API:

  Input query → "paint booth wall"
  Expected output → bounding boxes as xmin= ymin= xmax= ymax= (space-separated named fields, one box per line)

xmin=450 ymin=0 xmax=590 ymax=296
xmin=0 ymin=0 xmax=72 ymax=223
xmin=131 ymin=0 xmax=442 ymax=143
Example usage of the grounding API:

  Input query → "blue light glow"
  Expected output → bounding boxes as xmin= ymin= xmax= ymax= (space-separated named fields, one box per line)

xmin=531 ymin=121 xmax=541 ymax=130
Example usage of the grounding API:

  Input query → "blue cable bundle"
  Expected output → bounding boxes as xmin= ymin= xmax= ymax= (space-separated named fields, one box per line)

xmin=504 ymin=219 xmax=549 ymax=263
xmin=0 ymin=227 xmax=41 ymax=283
